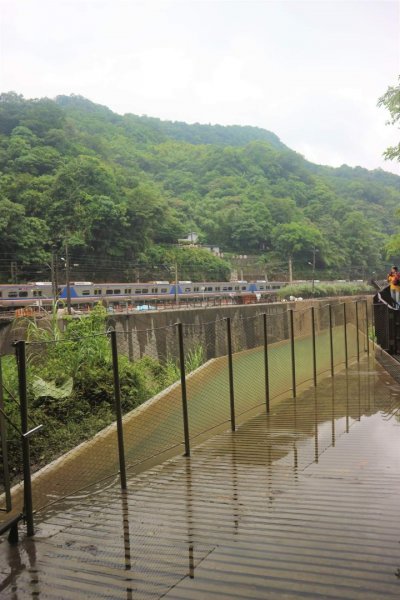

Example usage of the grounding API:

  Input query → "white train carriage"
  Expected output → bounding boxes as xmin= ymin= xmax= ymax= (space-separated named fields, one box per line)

xmin=0 ymin=279 xmax=286 ymax=313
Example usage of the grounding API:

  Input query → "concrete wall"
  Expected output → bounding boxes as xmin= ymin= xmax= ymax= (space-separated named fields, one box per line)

xmin=107 ymin=296 xmax=371 ymax=363
xmin=0 ymin=296 xmax=372 ymax=359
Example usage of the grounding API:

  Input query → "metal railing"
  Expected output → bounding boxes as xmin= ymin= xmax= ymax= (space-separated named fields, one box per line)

xmin=0 ymin=298 xmax=372 ymax=540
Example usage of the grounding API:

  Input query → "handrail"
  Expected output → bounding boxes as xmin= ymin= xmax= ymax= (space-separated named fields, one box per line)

xmin=0 ymin=513 xmax=24 ymax=544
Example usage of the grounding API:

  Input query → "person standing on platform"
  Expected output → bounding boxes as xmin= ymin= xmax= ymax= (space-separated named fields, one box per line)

xmin=387 ymin=265 xmax=400 ymax=308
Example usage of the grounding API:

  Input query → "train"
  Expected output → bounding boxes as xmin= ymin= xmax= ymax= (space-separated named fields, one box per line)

xmin=0 ymin=279 xmax=287 ymax=315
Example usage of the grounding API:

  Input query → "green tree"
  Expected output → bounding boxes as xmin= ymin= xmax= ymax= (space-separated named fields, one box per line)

xmin=272 ymin=222 xmax=323 ymax=281
xmin=378 ymin=77 xmax=400 ymax=162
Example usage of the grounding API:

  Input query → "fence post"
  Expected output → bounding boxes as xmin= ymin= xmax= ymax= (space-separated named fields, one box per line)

xmin=328 ymin=305 xmax=334 ymax=376
xmin=311 ymin=307 xmax=317 ymax=387
xmin=365 ymin=300 xmax=370 ymax=356
xmin=15 ymin=341 xmax=34 ymax=537
xmin=262 ymin=313 xmax=270 ymax=413
xmin=371 ymin=300 xmax=376 ymax=351
xmin=0 ymin=356 xmax=12 ymax=512
xmin=355 ymin=301 xmax=360 ymax=361
xmin=382 ymin=305 xmax=388 ymax=352
xmin=109 ymin=330 xmax=127 ymax=490
xmin=177 ymin=322 xmax=191 ymax=456
xmin=343 ymin=303 xmax=348 ymax=369
xmin=289 ymin=309 xmax=296 ymax=398
xmin=226 ymin=317 xmax=236 ymax=431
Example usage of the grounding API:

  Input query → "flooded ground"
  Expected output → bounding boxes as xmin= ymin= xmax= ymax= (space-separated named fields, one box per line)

xmin=1 ymin=355 xmax=400 ymax=599
xmin=1 ymin=325 xmax=356 ymax=515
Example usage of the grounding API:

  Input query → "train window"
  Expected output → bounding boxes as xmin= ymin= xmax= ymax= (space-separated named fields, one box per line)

xmin=151 ymin=288 xmax=158 ymax=293
xmin=136 ymin=290 xmax=141 ymax=294
xmin=228 ymin=286 xmax=232 ymax=291
xmin=18 ymin=291 xmax=28 ymax=297
xmin=113 ymin=289 xmax=121 ymax=294
xmin=193 ymin=286 xmax=199 ymax=292
xmin=141 ymin=289 xmax=148 ymax=293
xmin=8 ymin=291 xmax=17 ymax=297
xmin=125 ymin=288 xmax=131 ymax=294
xmin=215 ymin=286 xmax=220 ymax=291
xmin=82 ymin=290 xmax=90 ymax=296
xmin=259 ymin=286 xmax=264 ymax=290
xmin=106 ymin=289 xmax=113 ymax=295
xmin=184 ymin=288 xmax=191 ymax=292
xmin=0 ymin=291 xmax=2 ymax=297
xmin=33 ymin=290 xmax=42 ymax=297
xmin=234 ymin=286 xmax=239 ymax=291
xmin=161 ymin=288 xmax=167 ymax=293
xmin=206 ymin=286 xmax=213 ymax=292
xmin=241 ymin=286 xmax=246 ymax=290
xmin=94 ymin=289 xmax=102 ymax=295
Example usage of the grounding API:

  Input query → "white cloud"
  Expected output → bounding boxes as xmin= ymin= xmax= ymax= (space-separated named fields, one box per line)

xmin=0 ymin=0 xmax=399 ymax=173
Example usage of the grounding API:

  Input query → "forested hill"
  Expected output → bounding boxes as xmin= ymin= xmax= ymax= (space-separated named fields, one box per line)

xmin=0 ymin=92 xmax=399 ymax=282
xmin=55 ymin=94 xmax=288 ymax=149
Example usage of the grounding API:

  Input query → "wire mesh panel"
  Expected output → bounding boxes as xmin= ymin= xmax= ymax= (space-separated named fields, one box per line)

xmin=357 ymin=300 xmax=368 ymax=354
xmin=0 ymin=352 xmax=19 ymax=513
xmin=264 ymin=311 xmax=293 ymax=401
xmin=115 ymin=323 xmax=186 ymax=468
xmin=22 ymin=331 xmax=122 ymax=511
xmin=182 ymin=318 xmax=231 ymax=440
xmin=314 ymin=304 xmax=333 ymax=377
xmin=331 ymin=303 xmax=346 ymax=368
xmin=229 ymin=315 xmax=266 ymax=419
xmin=292 ymin=308 xmax=313 ymax=388
xmin=345 ymin=301 xmax=359 ymax=361
xmin=366 ymin=299 xmax=374 ymax=352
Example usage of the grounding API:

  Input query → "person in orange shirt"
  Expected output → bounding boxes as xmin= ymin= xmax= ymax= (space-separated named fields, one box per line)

xmin=387 ymin=265 xmax=400 ymax=308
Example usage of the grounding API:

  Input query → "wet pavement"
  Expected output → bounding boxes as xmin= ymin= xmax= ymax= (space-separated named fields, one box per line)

xmin=1 ymin=355 xmax=400 ymax=599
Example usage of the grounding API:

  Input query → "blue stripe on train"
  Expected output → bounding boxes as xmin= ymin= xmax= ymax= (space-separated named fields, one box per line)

xmin=59 ymin=286 xmax=79 ymax=298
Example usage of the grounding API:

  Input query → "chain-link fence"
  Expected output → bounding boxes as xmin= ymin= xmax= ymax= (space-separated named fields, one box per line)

xmin=0 ymin=299 xmax=373 ymax=534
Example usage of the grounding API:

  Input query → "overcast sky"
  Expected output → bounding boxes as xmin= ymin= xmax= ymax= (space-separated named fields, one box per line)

xmin=1 ymin=0 xmax=399 ymax=174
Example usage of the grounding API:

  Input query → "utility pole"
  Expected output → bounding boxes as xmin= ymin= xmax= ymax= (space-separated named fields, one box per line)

xmin=312 ymin=248 xmax=316 ymax=295
xmin=51 ymin=246 xmax=57 ymax=306
xmin=311 ymin=247 xmax=318 ymax=295
xmin=10 ymin=261 xmax=17 ymax=284
xmin=65 ymin=242 xmax=71 ymax=315
xmin=175 ymin=262 xmax=179 ymax=307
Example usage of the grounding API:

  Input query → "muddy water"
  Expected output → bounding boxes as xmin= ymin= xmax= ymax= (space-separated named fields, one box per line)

xmin=1 ymin=356 xmax=400 ymax=598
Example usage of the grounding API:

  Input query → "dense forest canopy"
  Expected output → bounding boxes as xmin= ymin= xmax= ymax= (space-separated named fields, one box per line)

xmin=0 ymin=92 xmax=399 ymax=283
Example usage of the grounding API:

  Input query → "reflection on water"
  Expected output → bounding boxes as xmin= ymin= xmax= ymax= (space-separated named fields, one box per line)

xmin=183 ymin=458 xmax=194 ymax=579
xmin=120 ymin=490 xmax=132 ymax=600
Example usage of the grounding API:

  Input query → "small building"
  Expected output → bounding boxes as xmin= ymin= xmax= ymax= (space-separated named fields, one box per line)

xmin=178 ymin=232 xmax=199 ymax=245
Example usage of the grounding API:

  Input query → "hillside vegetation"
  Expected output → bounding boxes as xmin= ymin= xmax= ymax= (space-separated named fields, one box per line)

xmin=0 ymin=92 xmax=399 ymax=282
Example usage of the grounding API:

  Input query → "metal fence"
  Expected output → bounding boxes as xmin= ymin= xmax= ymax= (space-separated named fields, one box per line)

xmin=0 ymin=299 xmax=372 ymax=537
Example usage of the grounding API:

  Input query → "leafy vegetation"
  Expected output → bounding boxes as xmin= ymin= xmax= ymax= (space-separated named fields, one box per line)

xmin=0 ymin=92 xmax=399 ymax=283
xmin=276 ymin=281 xmax=374 ymax=300
xmin=1 ymin=304 xmax=203 ymax=478
xmin=378 ymin=76 xmax=400 ymax=163
xmin=378 ymin=77 xmax=400 ymax=258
